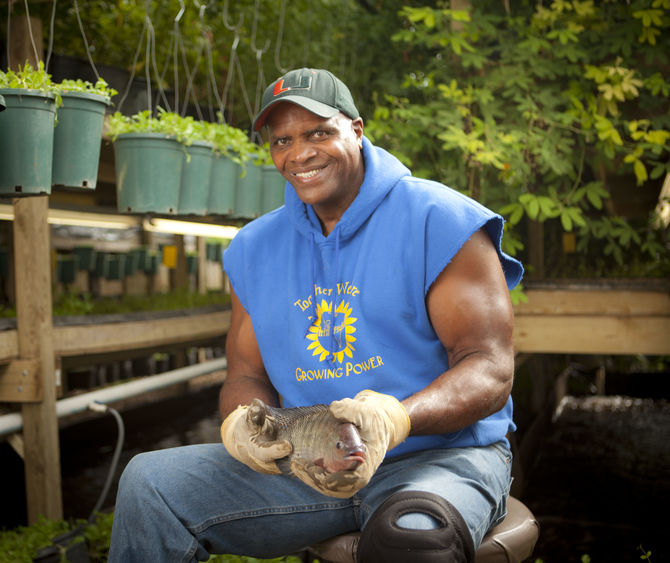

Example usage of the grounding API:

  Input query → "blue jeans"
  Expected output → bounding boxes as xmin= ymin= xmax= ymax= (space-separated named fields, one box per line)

xmin=108 ymin=442 xmax=512 ymax=562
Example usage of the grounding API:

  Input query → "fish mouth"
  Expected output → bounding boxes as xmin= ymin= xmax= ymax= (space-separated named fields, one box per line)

xmin=344 ymin=447 xmax=366 ymax=467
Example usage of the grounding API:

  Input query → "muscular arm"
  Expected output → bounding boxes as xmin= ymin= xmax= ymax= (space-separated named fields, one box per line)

xmin=402 ymin=228 xmax=516 ymax=435
xmin=219 ymin=286 xmax=279 ymax=419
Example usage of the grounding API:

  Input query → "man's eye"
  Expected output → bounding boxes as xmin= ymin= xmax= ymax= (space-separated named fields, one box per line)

xmin=274 ymin=137 xmax=289 ymax=146
xmin=312 ymin=130 xmax=327 ymax=139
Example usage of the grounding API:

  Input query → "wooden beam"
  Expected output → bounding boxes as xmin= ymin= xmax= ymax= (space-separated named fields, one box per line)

xmin=0 ymin=358 xmax=41 ymax=402
xmin=513 ymin=288 xmax=670 ymax=355
xmin=52 ymin=310 xmax=231 ymax=356
xmin=14 ymin=197 xmax=63 ymax=522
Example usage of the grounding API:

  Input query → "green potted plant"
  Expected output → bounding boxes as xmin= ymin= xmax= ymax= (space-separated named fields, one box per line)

xmin=52 ymin=77 xmax=116 ymax=189
xmin=0 ymin=62 xmax=60 ymax=196
xmin=108 ymin=109 xmax=185 ymax=214
xmin=206 ymin=119 xmax=255 ymax=216
xmin=257 ymin=144 xmax=286 ymax=215
xmin=168 ymin=114 xmax=215 ymax=216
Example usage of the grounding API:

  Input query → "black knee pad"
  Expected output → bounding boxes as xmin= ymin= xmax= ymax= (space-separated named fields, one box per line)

xmin=357 ymin=491 xmax=475 ymax=563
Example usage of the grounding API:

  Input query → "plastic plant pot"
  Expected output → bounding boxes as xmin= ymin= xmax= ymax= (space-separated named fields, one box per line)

xmin=234 ymin=160 xmax=262 ymax=219
xmin=0 ymin=88 xmax=56 ymax=196
xmin=260 ymin=165 xmax=286 ymax=214
xmin=113 ymin=132 xmax=184 ymax=214
xmin=72 ymin=246 xmax=97 ymax=271
xmin=178 ymin=141 xmax=214 ymax=215
xmin=52 ymin=91 xmax=109 ymax=189
xmin=207 ymin=152 xmax=237 ymax=215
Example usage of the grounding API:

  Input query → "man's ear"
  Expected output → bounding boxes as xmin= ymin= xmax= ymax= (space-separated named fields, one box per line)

xmin=352 ymin=117 xmax=364 ymax=148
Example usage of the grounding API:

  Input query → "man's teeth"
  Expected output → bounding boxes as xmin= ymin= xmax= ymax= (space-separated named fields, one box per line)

xmin=295 ymin=169 xmax=320 ymax=179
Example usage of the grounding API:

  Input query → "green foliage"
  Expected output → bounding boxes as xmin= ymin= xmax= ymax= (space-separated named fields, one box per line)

xmin=0 ymin=512 xmax=304 ymax=563
xmin=4 ymin=1 xmax=413 ymax=129
xmin=49 ymin=288 xmax=230 ymax=318
xmin=57 ymin=77 xmax=118 ymax=102
xmin=367 ymin=0 xmax=670 ymax=278
xmin=0 ymin=289 xmax=230 ymax=318
xmin=0 ymin=516 xmax=70 ymax=563
xmin=107 ymin=108 xmax=262 ymax=166
xmin=0 ymin=61 xmax=62 ymax=106
xmin=0 ymin=512 xmax=305 ymax=563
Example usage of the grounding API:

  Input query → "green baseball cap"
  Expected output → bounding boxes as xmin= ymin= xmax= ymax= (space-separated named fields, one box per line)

xmin=253 ymin=68 xmax=359 ymax=131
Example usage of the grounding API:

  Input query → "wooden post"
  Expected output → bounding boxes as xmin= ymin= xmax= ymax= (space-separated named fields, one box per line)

xmin=9 ymin=14 xmax=63 ymax=523
xmin=197 ymin=236 xmax=207 ymax=295
xmin=14 ymin=198 xmax=63 ymax=522
xmin=8 ymin=15 xmax=43 ymax=69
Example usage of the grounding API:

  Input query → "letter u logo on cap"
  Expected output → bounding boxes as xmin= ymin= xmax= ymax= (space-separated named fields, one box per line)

xmin=273 ymin=74 xmax=313 ymax=97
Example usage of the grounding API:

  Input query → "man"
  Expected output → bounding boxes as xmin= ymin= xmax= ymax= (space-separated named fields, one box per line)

xmin=109 ymin=68 xmax=523 ymax=562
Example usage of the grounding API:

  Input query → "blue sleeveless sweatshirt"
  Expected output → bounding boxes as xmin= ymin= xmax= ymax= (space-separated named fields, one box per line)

xmin=223 ymin=136 xmax=523 ymax=457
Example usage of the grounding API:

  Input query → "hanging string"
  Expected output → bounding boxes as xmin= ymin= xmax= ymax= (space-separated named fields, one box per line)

xmin=195 ymin=0 xmax=224 ymax=120
xmin=221 ymin=0 xmax=244 ymax=123
xmin=21 ymin=0 xmax=41 ymax=69
xmin=144 ymin=11 xmax=152 ymax=116
xmin=173 ymin=0 xmax=185 ymax=112
xmin=73 ymin=0 xmax=100 ymax=80
xmin=180 ymin=28 xmax=205 ymax=118
xmin=45 ymin=0 xmax=57 ymax=71
xmin=274 ymin=0 xmax=289 ymax=74
xmin=147 ymin=17 xmax=172 ymax=112
xmin=116 ymin=10 xmax=148 ymax=112
xmin=250 ymin=0 xmax=270 ymax=116
xmin=6 ymin=0 xmax=11 ymax=69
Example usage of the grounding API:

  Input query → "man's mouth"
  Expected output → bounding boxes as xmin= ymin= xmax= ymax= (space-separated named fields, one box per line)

xmin=293 ymin=165 xmax=326 ymax=179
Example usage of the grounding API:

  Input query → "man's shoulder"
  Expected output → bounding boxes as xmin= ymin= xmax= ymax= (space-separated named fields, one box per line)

xmin=234 ymin=206 xmax=291 ymax=242
xmin=389 ymin=175 xmax=487 ymax=214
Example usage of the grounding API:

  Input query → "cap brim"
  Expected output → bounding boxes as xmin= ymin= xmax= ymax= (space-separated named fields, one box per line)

xmin=253 ymin=96 xmax=340 ymax=131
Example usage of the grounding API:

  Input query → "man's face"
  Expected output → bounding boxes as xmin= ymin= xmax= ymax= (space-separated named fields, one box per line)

xmin=267 ymin=103 xmax=365 ymax=221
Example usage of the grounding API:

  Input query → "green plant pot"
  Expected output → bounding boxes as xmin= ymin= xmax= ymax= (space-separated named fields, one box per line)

xmin=114 ymin=132 xmax=184 ymax=214
xmin=52 ymin=91 xmax=109 ymax=189
xmin=0 ymin=88 xmax=56 ymax=196
xmin=56 ymin=255 xmax=79 ymax=284
xmin=178 ymin=141 xmax=214 ymax=215
xmin=234 ymin=161 xmax=262 ymax=219
xmin=131 ymin=246 xmax=149 ymax=271
xmin=124 ymin=250 xmax=139 ymax=276
xmin=106 ymin=254 xmax=126 ymax=280
xmin=144 ymin=253 xmax=159 ymax=275
xmin=72 ymin=245 xmax=97 ymax=271
xmin=95 ymin=253 xmax=110 ymax=277
xmin=187 ymin=254 xmax=198 ymax=274
xmin=207 ymin=152 xmax=237 ymax=215
xmin=261 ymin=165 xmax=286 ymax=214
xmin=206 ymin=242 xmax=222 ymax=262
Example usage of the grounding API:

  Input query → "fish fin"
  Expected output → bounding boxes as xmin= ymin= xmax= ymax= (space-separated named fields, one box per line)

xmin=314 ymin=458 xmax=325 ymax=468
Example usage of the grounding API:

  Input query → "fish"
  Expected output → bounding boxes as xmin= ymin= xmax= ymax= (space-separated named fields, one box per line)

xmin=247 ymin=398 xmax=368 ymax=497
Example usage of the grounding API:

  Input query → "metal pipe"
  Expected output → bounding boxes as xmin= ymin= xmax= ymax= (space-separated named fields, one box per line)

xmin=0 ymin=357 xmax=227 ymax=439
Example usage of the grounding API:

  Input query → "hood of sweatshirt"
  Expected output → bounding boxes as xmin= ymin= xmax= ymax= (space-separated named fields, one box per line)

xmin=284 ymin=135 xmax=411 ymax=244
xmin=283 ymin=136 xmax=410 ymax=360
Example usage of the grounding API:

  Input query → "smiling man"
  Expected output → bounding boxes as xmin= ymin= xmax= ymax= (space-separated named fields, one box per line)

xmin=109 ymin=69 xmax=524 ymax=563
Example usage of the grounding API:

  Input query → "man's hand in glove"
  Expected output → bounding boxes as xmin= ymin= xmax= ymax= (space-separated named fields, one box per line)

xmin=329 ymin=390 xmax=411 ymax=486
xmin=220 ymin=404 xmax=292 ymax=474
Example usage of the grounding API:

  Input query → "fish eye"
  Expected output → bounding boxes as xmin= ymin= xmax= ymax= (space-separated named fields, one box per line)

xmin=336 ymin=441 xmax=344 ymax=449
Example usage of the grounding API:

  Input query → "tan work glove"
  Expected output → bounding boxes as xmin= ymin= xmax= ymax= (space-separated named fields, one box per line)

xmin=329 ymin=390 xmax=411 ymax=486
xmin=220 ymin=404 xmax=292 ymax=475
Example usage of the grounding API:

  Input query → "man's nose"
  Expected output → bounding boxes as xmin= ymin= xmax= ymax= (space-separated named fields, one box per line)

xmin=289 ymin=140 xmax=316 ymax=163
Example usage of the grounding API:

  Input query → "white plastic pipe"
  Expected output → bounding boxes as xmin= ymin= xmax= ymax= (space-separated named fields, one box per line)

xmin=0 ymin=357 xmax=227 ymax=438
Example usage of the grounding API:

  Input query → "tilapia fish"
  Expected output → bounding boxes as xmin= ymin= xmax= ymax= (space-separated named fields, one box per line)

xmin=247 ymin=398 xmax=367 ymax=497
